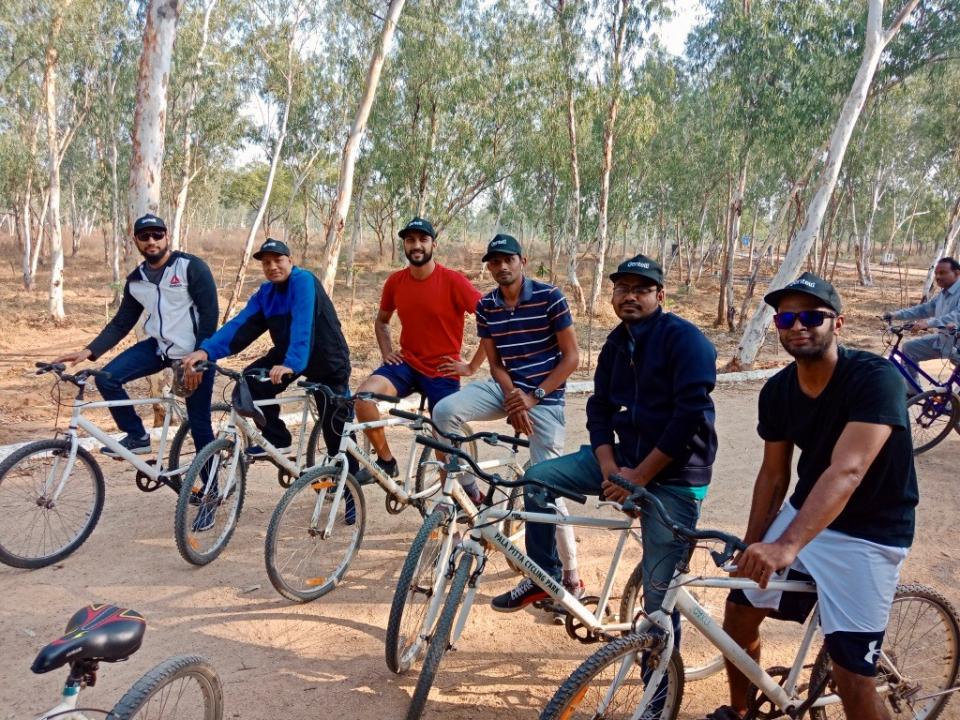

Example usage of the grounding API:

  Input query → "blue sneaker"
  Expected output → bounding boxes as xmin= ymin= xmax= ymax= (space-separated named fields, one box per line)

xmin=345 ymin=492 xmax=356 ymax=526
xmin=101 ymin=434 xmax=151 ymax=456
xmin=192 ymin=503 xmax=217 ymax=532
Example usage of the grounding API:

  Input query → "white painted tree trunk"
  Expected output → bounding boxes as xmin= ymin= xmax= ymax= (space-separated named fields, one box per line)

xmin=319 ymin=0 xmax=406 ymax=296
xmin=223 ymin=31 xmax=294 ymax=321
xmin=45 ymin=1 xmax=71 ymax=322
xmin=558 ymin=1 xmax=584 ymax=309
xmin=128 ymin=0 xmax=181 ymax=228
xmin=732 ymin=0 xmax=921 ymax=368
xmin=170 ymin=0 xmax=216 ymax=251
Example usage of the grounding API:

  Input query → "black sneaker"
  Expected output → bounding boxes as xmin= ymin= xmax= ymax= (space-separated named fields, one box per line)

xmin=354 ymin=457 xmax=398 ymax=485
xmin=491 ymin=578 xmax=550 ymax=613
xmin=100 ymin=434 xmax=151 ymax=456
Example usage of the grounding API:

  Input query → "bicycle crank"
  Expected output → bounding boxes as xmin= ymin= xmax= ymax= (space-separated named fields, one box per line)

xmin=745 ymin=665 xmax=802 ymax=720
xmin=385 ymin=493 xmax=405 ymax=515
xmin=135 ymin=460 xmax=166 ymax=492
xmin=563 ymin=596 xmax=615 ymax=644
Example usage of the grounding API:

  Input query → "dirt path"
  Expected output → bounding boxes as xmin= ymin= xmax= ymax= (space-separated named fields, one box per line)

xmin=2 ymin=387 xmax=958 ymax=719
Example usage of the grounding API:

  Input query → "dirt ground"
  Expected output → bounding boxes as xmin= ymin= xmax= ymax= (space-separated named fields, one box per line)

xmin=2 ymin=389 xmax=958 ymax=720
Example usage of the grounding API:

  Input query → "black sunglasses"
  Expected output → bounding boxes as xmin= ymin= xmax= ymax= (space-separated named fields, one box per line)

xmin=773 ymin=310 xmax=837 ymax=330
xmin=135 ymin=230 xmax=166 ymax=241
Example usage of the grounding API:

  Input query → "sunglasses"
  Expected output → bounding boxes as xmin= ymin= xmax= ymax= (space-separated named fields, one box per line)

xmin=773 ymin=310 xmax=837 ymax=330
xmin=135 ymin=231 xmax=166 ymax=241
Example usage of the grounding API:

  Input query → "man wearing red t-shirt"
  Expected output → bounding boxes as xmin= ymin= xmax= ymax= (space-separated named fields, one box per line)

xmin=354 ymin=217 xmax=482 ymax=482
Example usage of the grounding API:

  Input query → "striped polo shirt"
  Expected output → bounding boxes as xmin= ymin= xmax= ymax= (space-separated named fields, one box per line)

xmin=475 ymin=277 xmax=574 ymax=405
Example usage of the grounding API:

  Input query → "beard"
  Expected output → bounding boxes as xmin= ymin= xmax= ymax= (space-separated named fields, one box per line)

xmin=781 ymin=332 xmax=834 ymax=361
xmin=405 ymin=247 xmax=433 ymax=267
xmin=138 ymin=243 xmax=168 ymax=264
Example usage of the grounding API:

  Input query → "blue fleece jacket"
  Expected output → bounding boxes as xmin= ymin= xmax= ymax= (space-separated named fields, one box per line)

xmin=586 ymin=307 xmax=718 ymax=489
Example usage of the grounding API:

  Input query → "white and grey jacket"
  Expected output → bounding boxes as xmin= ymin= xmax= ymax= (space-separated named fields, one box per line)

xmin=87 ymin=252 xmax=219 ymax=360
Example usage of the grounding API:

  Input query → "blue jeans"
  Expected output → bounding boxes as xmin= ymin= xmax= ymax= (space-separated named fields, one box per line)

xmin=523 ymin=444 xmax=703 ymax=614
xmin=94 ymin=339 xmax=215 ymax=450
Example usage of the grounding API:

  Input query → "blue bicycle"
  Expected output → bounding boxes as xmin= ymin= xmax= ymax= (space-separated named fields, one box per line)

xmin=884 ymin=322 xmax=960 ymax=454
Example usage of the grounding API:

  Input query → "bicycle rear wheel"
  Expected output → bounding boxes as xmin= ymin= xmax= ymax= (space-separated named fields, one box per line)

xmin=0 ymin=439 xmax=104 ymax=569
xmin=385 ymin=508 xmax=455 ymax=673
xmin=174 ymin=437 xmax=247 ymax=566
xmin=540 ymin=632 xmax=684 ymax=720
xmin=405 ymin=552 xmax=473 ymax=720
xmin=265 ymin=466 xmax=366 ymax=601
xmin=167 ymin=403 xmax=236 ymax=484
xmin=107 ymin=654 xmax=222 ymax=720
xmin=907 ymin=390 xmax=959 ymax=454
xmin=808 ymin=583 xmax=960 ymax=720
xmin=619 ymin=547 xmax=726 ymax=680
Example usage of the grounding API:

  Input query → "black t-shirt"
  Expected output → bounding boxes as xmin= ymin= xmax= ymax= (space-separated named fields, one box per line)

xmin=757 ymin=346 xmax=918 ymax=547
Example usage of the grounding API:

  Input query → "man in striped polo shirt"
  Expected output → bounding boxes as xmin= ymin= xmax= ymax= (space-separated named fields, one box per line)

xmin=432 ymin=233 xmax=582 ymax=602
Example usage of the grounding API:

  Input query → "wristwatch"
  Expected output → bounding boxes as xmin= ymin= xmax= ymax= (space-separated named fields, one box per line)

xmin=533 ymin=387 xmax=546 ymax=402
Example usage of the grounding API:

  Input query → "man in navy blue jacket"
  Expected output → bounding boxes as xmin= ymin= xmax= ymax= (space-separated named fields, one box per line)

xmin=507 ymin=254 xmax=717 ymax=617
xmin=184 ymin=239 xmax=351 ymax=460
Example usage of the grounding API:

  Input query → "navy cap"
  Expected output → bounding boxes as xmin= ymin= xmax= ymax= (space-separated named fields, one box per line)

xmin=133 ymin=214 xmax=166 ymax=235
xmin=609 ymin=254 xmax=663 ymax=286
xmin=764 ymin=271 xmax=842 ymax=313
xmin=482 ymin=233 xmax=523 ymax=262
xmin=253 ymin=238 xmax=291 ymax=260
xmin=398 ymin=216 xmax=436 ymax=240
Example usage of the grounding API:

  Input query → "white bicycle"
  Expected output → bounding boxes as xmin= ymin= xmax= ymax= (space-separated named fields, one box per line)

xmin=540 ymin=479 xmax=960 ymax=720
xmin=0 ymin=362 xmax=227 ymax=569
xmin=30 ymin=603 xmax=221 ymax=719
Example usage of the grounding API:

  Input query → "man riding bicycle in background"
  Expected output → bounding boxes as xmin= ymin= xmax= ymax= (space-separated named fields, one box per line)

xmin=183 ymin=238 xmax=352 ymax=472
xmin=883 ymin=256 xmax=960 ymax=384
xmin=432 ymin=234 xmax=583 ymax=606
xmin=352 ymin=217 xmax=482 ymax=484
xmin=53 ymin=213 xmax=218 ymax=459
xmin=707 ymin=272 xmax=918 ymax=720
xmin=513 ymin=254 xmax=717 ymax=624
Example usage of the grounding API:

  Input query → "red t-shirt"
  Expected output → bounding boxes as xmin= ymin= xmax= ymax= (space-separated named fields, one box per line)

xmin=380 ymin=263 xmax=482 ymax=378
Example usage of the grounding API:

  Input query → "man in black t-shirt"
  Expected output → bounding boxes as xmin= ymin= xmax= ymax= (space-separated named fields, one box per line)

xmin=704 ymin=272 xmax=918 ymax=720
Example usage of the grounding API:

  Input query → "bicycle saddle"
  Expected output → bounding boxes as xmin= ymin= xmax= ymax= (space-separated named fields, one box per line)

xmin=31 ymin=605 xmax=146 ymax=674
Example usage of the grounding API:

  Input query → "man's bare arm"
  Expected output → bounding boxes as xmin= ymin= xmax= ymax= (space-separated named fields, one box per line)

xmin=374 ymin=308 xmax=403 ymax=364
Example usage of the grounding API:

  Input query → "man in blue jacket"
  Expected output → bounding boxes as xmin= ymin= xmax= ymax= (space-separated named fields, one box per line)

xmin=183 ymin=239 xmax=351 ymax=462
xmin=497 ymin=254 xmax=717 ymax=617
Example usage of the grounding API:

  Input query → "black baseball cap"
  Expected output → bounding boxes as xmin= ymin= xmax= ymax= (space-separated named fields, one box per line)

xmin=482 ymin=233 xmax=523 ymax=262
xmin=253 ymin=238 xmax=291 ymax=260
xmin=764 ymin=271 xmax=842 ymax=313
xmin=398 ymin=216 xmax=436 ymax=240
xmin=609 ymin=254 xmax=664 ymax=287
xmin=133 ymin=214 xmax=166 ymax=235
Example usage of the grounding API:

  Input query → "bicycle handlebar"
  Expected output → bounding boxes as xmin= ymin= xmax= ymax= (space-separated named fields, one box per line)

xmin=35 ymin=361 xmax=103 ymax=387
xmin=389 ymin=408 xmax=531 ymax=448
xmin=355 ymin=391 xmax=400 ymax=404
xmin=609 ymin=475 xmax=747 ymax=563
xmin=415 ymin=434 xmax=587 ymax=504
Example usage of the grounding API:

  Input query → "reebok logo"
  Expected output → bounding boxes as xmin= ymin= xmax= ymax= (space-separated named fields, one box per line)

xmin=169 ymin=274 xmax=182 ymax=287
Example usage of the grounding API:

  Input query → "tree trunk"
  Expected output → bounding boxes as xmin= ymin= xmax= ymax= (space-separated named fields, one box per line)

xmin=558 ymin=0 xmax=584 ymax=309
xmin=718 ymin=154 xmax=748 ymax=329
xmin=170 ymin=0 xmax=216 ymax=251
xmin=318 ymin=0 xmax=406 ymax=296
xmin=731 ymin=0 xmax=920 ymax=369
xmin=21 ymin=117 xmax=39 ymax=289
xmin=345 ymin=183 xmax=363 ymax=289
xmin=921 ymin=195 xmax=960 ymax=301
xmin=223 ymin=26 xmax=295 ymax=320
xmin=858 ymin=159 xmax=887 ymax=286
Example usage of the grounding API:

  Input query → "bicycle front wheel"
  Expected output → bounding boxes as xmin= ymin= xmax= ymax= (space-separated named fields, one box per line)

xmin=265 ymin=466 xmax=366 ymax=602
xmin=385 ymin=508 xmax=455 ymax=674
xmin=107 ymin=654 xmax=223 ymax=720
xmin=0 ymin=439 xmax=104 ymax=569
xmin=540 ymin=632 xmax=684 ymax=720
xmin=907 ymin=390 xmax=959 ymax=454
xmin=414 ymin=423 xmax=478 ymax=518
xmin=167 ymin=403 xmax=235 ymax=481
xmin=405 ymin=552 xmax=473 ymax=720
xmin=174 ymin=437 xmax=247 ymax=566
xmin=808 ymin=583 xmax=960 ymax=720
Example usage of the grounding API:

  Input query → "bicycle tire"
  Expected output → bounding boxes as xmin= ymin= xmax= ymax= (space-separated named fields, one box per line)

xmin=907 ymin=390 xmax=959 ymax=455
xmin=540 ymin=631 xmax=684 ymax=720
xmin=107 ymin=654 xmax=223 ymax=720
xmin=808 ymin=583 xmax=960 ymax=720
xmin=167 ymin=402 xmax=235 ymax=480
xmin=619 ymin=552 xmax=726 ymax=681
xmin=0 ymin=439 xmax=104 ymax=569
xmin=405 ymin=552 xmax=473 ymax=720
xmin=174 ymin=438 xmax=246 ymax=566
xmin=264 ymin=466 xmax=366 ymax=602
xmin=385 ymin=508 xmax=454 ymax=674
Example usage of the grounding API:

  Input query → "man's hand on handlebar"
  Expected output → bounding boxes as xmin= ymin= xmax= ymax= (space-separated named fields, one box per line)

xmin=181 ymin=350 xmax=209 ymax=391
xmin=732 ymin=539 xmax=798 ymax=590
xmin=52 ymin=348 xmax=92 ymax=366
xmin=269 ymin=365 xmax=293 ymax=384
xmin=601 ymin=468 xmax=644 ymax=505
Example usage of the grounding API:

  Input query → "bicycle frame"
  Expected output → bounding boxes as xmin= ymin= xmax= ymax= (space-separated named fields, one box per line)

xmin=221 ymin=391 xmax=318 ymax=477
xmin=36 ymin=679 xmax=95 ymax=720
xmin=885 ymin=327 xmax=960 ymax=395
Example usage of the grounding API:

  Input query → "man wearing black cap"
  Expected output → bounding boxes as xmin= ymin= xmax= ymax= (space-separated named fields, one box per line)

xmin=352 ymin=216 xmax=482 ymax=482
xmin=491 ymin=253 xmax=717 ymax=616
xmin=53 ymin=213 xmax=219 ymax=459
xmin=433 ymin=234 xmax=583 ymax=606
xmin=184 ymin=238 xmax=351 ymax=469
xmin=707 ymin=272 xmax=917 ymax=720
